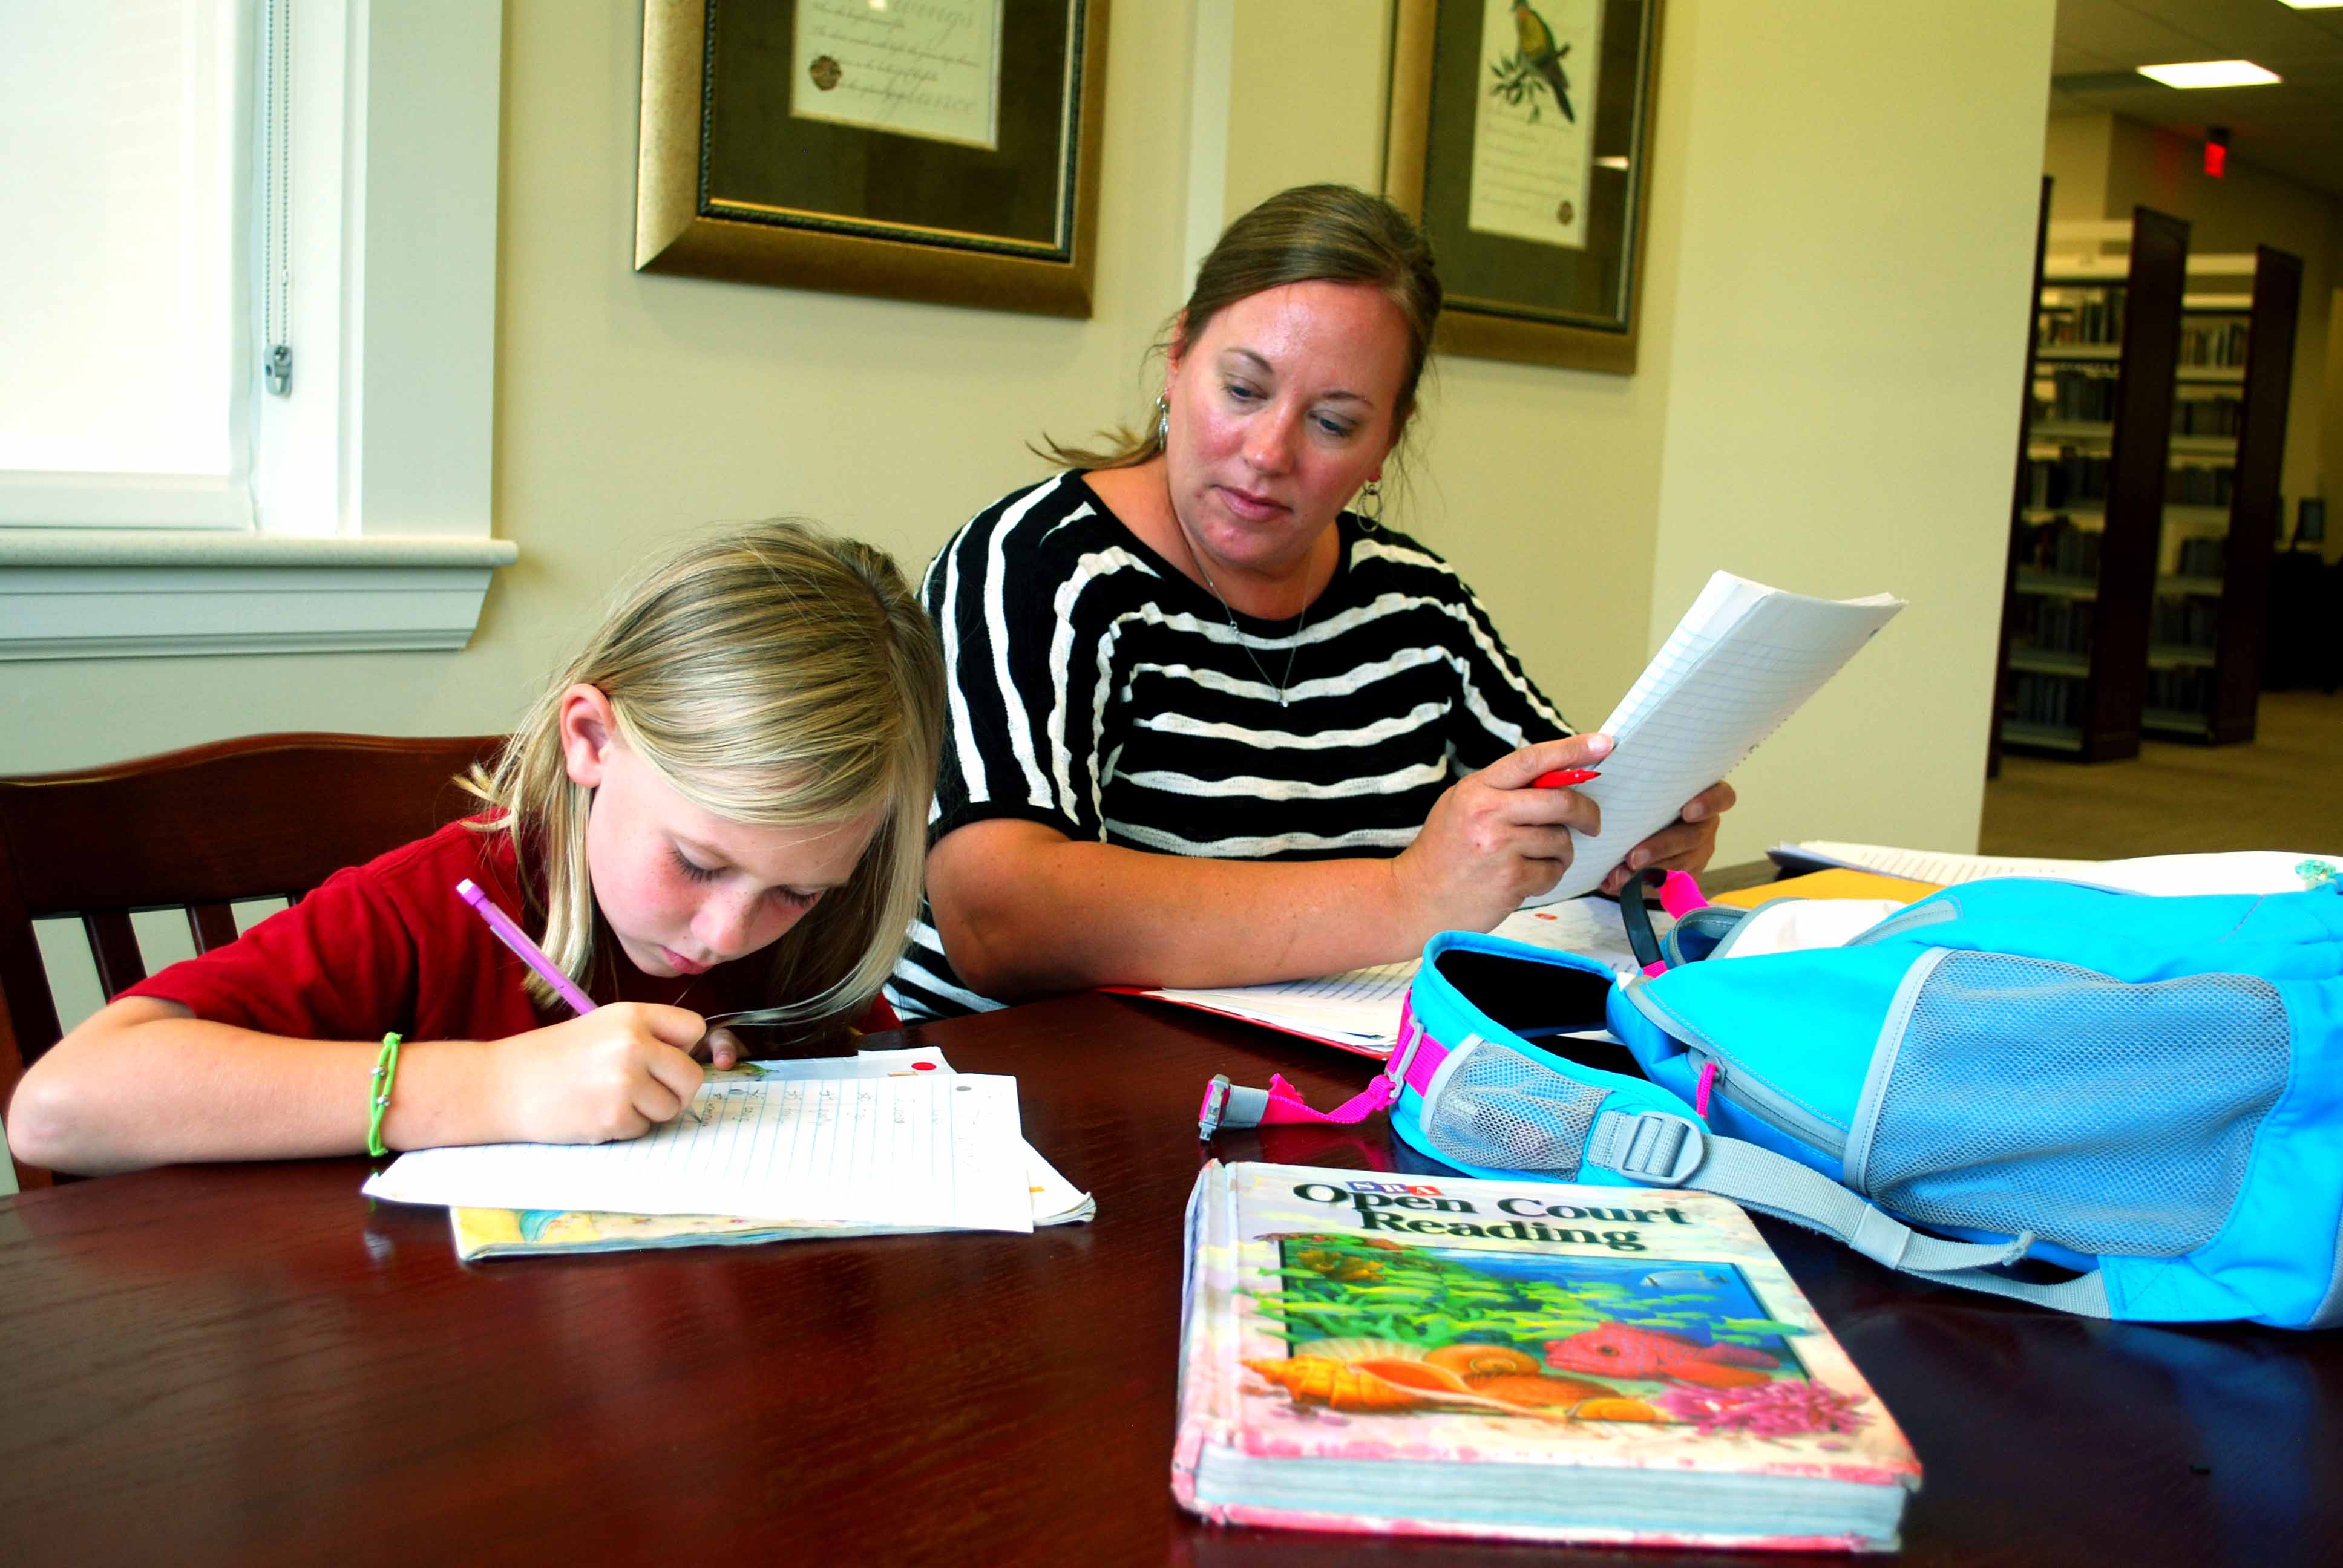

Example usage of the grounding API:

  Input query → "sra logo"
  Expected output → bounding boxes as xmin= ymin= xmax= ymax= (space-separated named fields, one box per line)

xmin=1347 ymin=1180 xmax=1444 ymax=1198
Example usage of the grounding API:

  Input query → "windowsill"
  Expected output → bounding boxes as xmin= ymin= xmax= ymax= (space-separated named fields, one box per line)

xmin=0 ymin=530 xmax=519 ymax=661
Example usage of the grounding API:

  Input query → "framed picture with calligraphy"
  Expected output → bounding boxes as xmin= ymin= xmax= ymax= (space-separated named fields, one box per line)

xmin=1383 ymin=0 xmax=1662 ymax=373
xmin=635 ymin=1 xmax=1108 ymax=317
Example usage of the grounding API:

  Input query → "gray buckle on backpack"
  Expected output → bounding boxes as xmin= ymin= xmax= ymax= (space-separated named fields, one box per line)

xmin=1588 ymin=1108 xmax=1706 ymax=1186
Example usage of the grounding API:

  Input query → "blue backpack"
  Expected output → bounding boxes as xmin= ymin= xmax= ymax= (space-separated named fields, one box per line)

xmin=1200 ymin=879 xmax=2343 ymax=1328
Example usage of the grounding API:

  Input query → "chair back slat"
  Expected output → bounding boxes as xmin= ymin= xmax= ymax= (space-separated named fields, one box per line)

xmin=0 ymin=733 xmax=504 ymax=1191
xmin=187 ymin=903 xmax=243 ymax=955
xmin=82 ymin=911 xmax=148 ymax=998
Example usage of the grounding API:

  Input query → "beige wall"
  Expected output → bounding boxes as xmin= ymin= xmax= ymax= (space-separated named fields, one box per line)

xmin=2046 ymin=109 xmax=2342 ymax=563
xmin=1642 ymin=0 xmax=2053 ymax=860
xmin=0 ymin=0 xmax=2069 ymax=1188
xmin=2 ymin=1 xmax=1212 ymax=777
xmin=5 ymin=1 xmax=2060 ymax=890
xmin=1213 ymin=0 xmax=2055 ymax=869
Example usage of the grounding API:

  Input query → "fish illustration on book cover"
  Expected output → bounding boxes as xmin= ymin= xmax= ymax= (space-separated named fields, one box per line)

xmin=1237 ymin=1228 xmax=1873 ymax=1443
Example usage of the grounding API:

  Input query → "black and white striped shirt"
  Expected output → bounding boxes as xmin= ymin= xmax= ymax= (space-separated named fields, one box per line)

xmin=885 ymin=471 xmax=1572 ymax=1021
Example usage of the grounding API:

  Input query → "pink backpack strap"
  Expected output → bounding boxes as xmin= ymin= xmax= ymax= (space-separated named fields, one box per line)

xmin=1198 ymin=998 xmax=1452 ymax=1138
xmin=1659 ymin=868 xmax=1709 ymax=916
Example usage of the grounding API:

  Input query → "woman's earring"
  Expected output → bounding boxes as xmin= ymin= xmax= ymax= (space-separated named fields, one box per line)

xmin=1155 ymin=394 xmax=1170 ymax=448
xmin=1357 ymin=479 xmax=1384 ymax=531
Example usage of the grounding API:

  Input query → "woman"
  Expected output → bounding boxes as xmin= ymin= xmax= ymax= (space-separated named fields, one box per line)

xmin=886 ymin=185 xmax=1731 ymax=1021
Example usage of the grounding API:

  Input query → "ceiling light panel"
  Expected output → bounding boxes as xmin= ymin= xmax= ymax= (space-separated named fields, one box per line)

xmin=2137 ymin=60 xmax=2283 ymax=88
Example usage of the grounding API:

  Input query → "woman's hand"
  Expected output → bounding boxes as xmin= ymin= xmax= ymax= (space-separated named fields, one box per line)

xmin=491 ymin=1003 xmax=709 ymax=1145
xmin=1391 ymin=734 xmax=1614 ymax=937
xmin=1595 ymin=779 xmax=1738 ymax=897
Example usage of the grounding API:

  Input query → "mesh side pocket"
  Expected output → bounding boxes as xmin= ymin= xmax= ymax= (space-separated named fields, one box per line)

xmin=1421 ymin=1040 xmax=1608 ymax=1175
xmin=1866 ymin=953 xmax=2289 ymax=1258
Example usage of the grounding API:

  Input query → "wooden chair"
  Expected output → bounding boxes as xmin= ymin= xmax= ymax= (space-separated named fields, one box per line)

xmin=0 ymin=733 xmax=505 ymax=1190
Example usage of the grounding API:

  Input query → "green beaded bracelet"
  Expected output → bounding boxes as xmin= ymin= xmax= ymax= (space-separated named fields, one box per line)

xmin=366 ymin=1032 xmax=404 ymax=1157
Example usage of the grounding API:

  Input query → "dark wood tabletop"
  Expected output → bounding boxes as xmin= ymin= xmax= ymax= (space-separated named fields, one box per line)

xmin=6 ymin=984 xmax=2341 ymax=1567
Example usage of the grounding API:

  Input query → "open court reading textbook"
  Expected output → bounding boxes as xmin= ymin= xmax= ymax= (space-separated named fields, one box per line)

xmin=1173 ymin=1162 xmax=1918 ymax=1550
xmin=364 ymin=1051 xmax=1041 ymax=1237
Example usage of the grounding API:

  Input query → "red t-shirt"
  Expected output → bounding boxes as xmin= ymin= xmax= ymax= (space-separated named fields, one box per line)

xmin=124 ymin=818 xmax=895 ymax=1041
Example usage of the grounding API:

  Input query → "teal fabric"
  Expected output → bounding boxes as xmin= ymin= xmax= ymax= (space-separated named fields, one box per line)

xmin=1398 ymin=882 xmax=2343 ymax=1327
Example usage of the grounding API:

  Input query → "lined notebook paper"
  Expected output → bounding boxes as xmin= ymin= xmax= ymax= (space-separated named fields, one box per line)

xmin=1133 ymin=898 xmax=1651 ymax=1056
xmin=1547 ymin=572 xmax=1904 ymax=903
xmin=363 ymin=1073 xmax=1034 ymax=1233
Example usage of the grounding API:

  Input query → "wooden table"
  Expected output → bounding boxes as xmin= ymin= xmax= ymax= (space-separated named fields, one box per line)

xmin=5 ymin=989 xmax=2340 ymax=1567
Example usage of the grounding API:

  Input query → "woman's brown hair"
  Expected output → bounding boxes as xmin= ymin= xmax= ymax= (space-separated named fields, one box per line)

xmin=1040 ymin=183 xmax=1443 ymax=471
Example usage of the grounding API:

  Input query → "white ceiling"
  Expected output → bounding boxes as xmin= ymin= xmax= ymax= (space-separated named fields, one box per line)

xmin=2049 ymin=0 xmax=2343 ymax=201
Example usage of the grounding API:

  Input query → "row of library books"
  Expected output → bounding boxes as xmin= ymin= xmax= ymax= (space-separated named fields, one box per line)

xmin=2014 ymin=517 xmax=2100 ymax=577
xmin=2170 ymin=463 xmax=2236 ymax=506
xmin=2148 ymin=663 xmax=2223 ymax=717
xmin=2171 ymin=534 xmax=2225 ymax=578
xmin=2038 ymin=304 xmax=2251 ymax=369
xmin=2005 ymin=668 xmax=2086 ymax=726
xmin=2013 ymin=595 xmax=2091 ymax=656
xmin=2170 ymin=396 xmax=2244 ymax=437
xmin=2033 ymin=368 xmax=2119 ymax=423
xmin=2024 ymin=451 xmax=2112 ymax=509
xmin=2033 ymin=376 xmax=2243 ymax=436
xmin=2151 ymin=595 xmax=2219 ymax=652
xmin=2037 ymin=296 xmax=2123 ymax=347
xmin=2177 ymin=318 xmax=2249 ymax=367
xmin=2024 ymin=455 xmax=2236 ymax=511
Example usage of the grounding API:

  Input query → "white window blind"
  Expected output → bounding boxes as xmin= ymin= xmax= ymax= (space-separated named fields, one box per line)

xmin=0 ymin=0 xmax=251 ymax=525
xmin=0 ymin=0 xmax=513 ymax=661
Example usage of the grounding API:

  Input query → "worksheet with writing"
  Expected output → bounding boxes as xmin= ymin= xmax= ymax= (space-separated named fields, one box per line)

xmin=1138 ymin=898 xmax=1652 ymax=1055
xmin=364 ymin=1073 xmax=1033 ymax=1233
xmin=1550 ymin=573 xmax=1905 ymax=902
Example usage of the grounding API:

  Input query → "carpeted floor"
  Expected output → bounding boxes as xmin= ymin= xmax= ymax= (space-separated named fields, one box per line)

xmin=1981 ymin=688 xmax=2343 ymax=859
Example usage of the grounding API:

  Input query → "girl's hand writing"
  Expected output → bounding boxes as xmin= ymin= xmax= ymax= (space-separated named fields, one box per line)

xmin=1391 ymin=734 xmax=1613 ymax=938
xmin=493 ymin=1002 xmax=709 ymax=1145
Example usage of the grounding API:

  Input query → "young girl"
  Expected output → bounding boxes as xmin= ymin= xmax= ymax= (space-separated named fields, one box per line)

xmin=8 ymin=521 xmax=945 ymax=1176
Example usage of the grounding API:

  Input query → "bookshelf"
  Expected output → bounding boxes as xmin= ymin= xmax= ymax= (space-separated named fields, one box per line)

xmin=2142 ymin=245 xmax=2302 ymax=744
xmin=1996 ymin=205 xmax=2189 ymax=762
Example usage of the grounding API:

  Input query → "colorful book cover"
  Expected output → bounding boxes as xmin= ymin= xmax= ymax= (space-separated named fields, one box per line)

xmin=1173 ymin=1161 xmax=1918 ymax=1551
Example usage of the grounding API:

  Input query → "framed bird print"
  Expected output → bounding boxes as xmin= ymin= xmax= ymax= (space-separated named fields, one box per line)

xmin=1384 ymin=0 xmax=1662 ymax=374
xmin=635 ymin=0 xmax=1108 ymax=317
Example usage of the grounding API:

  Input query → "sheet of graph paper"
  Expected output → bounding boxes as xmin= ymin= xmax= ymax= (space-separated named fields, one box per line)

xmin=1547 ymin=572 xmax=1904 ymax=903
xmin=364 ymin=1073 xmax=1034 ymax=1233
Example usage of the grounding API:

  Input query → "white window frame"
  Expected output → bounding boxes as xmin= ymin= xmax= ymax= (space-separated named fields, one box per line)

xmin=0 ymin=0 xmax=513 ymax=662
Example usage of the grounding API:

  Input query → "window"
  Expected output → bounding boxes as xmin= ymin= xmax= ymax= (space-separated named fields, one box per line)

xmin=0 ymin=0 xmax=513 ymax=660
xmin=0 ymin=0 xmax=249 ymax=527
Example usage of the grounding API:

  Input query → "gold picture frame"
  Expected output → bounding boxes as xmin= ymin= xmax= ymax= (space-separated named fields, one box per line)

xmin=1383 ymin=0 xmax=1662 ymax=373
xmin=636 ymin=1 xmax=1109 ymax=317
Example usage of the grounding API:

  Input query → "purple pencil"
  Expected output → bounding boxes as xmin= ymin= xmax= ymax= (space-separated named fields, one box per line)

xmin=456 ymin=878 xmax=598 ymax=1016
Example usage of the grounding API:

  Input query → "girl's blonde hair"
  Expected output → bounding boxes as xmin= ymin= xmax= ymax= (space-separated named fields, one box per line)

xmin=1039 ymin=183 xmax=1444 ymax=471
xmin=468 ymin=520 xmax=943 ymax=1028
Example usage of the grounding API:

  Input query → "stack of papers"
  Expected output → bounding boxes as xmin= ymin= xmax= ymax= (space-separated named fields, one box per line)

xmin=1129 ymin=898 xmax=1653 ymax=1057
xmin=362 ymin=1049 xmax=1094 ymax=1261
xmin=1547 ymin=573 xmax=1902 ymax=903
xmin=1769 ymin=841 xmax=2341 ymax=896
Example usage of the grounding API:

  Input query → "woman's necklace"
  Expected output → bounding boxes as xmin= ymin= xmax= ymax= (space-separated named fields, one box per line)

xmin=1177 ymin=518 xmax=1311 ymax=708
